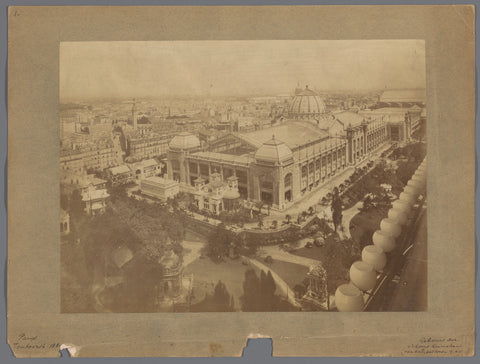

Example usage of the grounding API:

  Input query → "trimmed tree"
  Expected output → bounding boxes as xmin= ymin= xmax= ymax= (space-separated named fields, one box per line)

xmin=331 ymin=190 xmax=343 ymax=233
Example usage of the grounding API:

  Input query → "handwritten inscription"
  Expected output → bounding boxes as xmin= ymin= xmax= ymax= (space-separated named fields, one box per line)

xmin=403 ymin=337 xmax=463 ymax=356
xmin=12 ymin=333 xmax=60 ymax=351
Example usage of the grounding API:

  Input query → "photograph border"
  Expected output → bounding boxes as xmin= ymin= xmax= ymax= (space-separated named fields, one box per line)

xmin=4 ymin=2 xmax=477 ymax=359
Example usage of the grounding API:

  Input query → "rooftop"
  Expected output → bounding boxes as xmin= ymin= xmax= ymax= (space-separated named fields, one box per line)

xmin=109 ymin=165 xmax=131 ymax=175
xmin=82 ymin=187 xmax=109 ymax=201
xmin=169 ymin=132 xmax=201 ymax=150
xmin=239 ymin=121 xmax=329 ymax=150
xmin=333 ymin=111 xmax=365 ymax=128
xmin=289 ymin=86 xmax=327 ymax=115
xmin=190 ymin=151 xmax=252 ymax=166
xmin=143 ymin=176 xmax=178 ymax=188
xmin=360 ymin=107 xmax=411 ymax=114
xmin=255 ymin=135 xmax=294 ymax=164
xmin=139 ymin=158 xmax=160 ymax=168
xmin=210 ymin=180 xmax=224 ymax=189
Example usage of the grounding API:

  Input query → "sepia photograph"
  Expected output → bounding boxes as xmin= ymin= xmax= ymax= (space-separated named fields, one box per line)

xmin=58 ymin=40 xmax=427 ymax=314
xmin=59 ymin=40 xmax=427 ymax=313
xmin=7 ymin=4 xmax=476 ymax=357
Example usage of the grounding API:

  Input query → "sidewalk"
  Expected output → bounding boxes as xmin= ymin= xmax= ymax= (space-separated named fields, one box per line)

xmin=244 ymin=166 xmax=356 ymax=229
xmin=245 ymin=142 xmax=393 ymax=230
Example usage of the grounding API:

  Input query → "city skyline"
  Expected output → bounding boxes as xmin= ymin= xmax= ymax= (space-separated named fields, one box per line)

xmin=60 ymin=40 xmax=426 ymax=99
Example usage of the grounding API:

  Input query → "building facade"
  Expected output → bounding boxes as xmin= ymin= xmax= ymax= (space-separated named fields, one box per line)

xmin=60 ymin=136 xmax=124 ymax=172
xmin=167 ymin=121 xmax=349 ymax=211
xmin=82 ymin=184 xmax=109 ymax=215
xmin=127 ymin=135 xmax=170 ymax=160
xmin=140 ymin=177 xmax=180 ymax=201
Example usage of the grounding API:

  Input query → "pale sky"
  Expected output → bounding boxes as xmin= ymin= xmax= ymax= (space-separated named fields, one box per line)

xmin=60 ymin=40 xmax=426 ymax=99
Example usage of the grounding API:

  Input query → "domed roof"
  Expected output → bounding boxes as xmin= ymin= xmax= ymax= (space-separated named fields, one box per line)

xmin=223 ymin=188 xmax=240 ymax=200
xmin=255 ymin=135 xmax=293 ymax=164
xmin=289 ymin=85 xmax=327 ymax=117
xmin=210 ymin=180 xmax=224 ymax=189
xmin=169 ymin=132 xmax=200 ymax=150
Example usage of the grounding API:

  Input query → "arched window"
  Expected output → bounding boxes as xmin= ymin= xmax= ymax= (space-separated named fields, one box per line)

xmin=284 ymin=173 xmax=293 ymax=188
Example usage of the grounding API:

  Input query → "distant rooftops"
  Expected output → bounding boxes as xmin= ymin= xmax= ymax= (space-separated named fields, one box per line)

xmin=380 ymin=89 xmax=426 ymax=104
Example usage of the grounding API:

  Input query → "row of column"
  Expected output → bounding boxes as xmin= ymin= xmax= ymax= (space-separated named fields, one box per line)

xmin=300 ymin=146 xmax=347 ymax=191
xmin=367 ymin=127 xmax=386 ymax=152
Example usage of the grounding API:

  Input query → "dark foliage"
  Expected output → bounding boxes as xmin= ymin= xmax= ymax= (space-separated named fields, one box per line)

xmin=240 ymin=269 xmax=298 ymax=312
xmin=205 ymin=225 xmax=234 ymax=262
xmin=190 ymin=281 xmax=235 ymax=312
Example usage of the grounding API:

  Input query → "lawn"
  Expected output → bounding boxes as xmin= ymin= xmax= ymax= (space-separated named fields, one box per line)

xmin=184 ymin=257 xmax=262 ymax=310
xmin=349 ymin=206 xmax=389 ymax=250
xmin=263 ymin=260 xmax=310 ymax=289
xmin=184 ymin=228 xmax=208 ymax=243
xmin=185 ymin=256 xmax=308 ymax=310
xmin=289 ymin=233 xmax=360 ymax=294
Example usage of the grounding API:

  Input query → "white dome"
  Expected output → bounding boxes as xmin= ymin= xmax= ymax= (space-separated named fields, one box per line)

xmin=223 ymin=189 xmax=240 ymax=200
xmin=289 ymin=86 xmax=327 ymax=118
xmin=169 ymin=132 xmax=200 ymax=150
xmin=255 ymin=135 xmax=293 ymax=164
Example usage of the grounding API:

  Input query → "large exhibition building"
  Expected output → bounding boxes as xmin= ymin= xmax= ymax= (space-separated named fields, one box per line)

xmin=166 ymin=87 xmax=424 ymax=212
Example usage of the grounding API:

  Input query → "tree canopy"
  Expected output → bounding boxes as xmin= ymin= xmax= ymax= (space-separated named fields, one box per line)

xmin=191 ymin=280 xmax=235 ymax=312
xmin=240 ymin=269 xmax=294 ymax=312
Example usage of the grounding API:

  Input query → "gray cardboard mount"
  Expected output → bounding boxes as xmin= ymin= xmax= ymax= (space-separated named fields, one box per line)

xmin=6 ymin=5 xmax=475 ymax=358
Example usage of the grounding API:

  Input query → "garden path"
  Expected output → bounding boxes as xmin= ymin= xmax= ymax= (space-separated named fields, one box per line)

xmin=339 ymin=201 xmax=364 ymax=239
xmin=181 ymin=240 xmax=205 ymax=267
xmin=261 ymin=245 xmax=321 ymax=268
xmin=92 ymin=265 xmax=111 ymax=313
